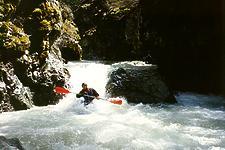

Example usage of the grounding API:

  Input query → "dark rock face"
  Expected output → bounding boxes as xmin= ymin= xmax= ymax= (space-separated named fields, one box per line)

xmin=106 ymin=62 xmax=176 ymax=104
xmin=71 ymin=0 xmax=224 ymax=96
xmin=0 ymin=136 xmax=24 ymax=150
xmin=140 ymin=0 xmax=224 ymax=95
xmin=71 ymin=0 xmax=141 ymax=60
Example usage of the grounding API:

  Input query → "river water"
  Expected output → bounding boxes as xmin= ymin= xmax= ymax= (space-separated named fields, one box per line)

xmin=0 ymin=61 xmax=225 ymax=150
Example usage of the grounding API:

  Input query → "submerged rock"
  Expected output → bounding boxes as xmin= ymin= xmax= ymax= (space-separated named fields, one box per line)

xmin=0 ymin=136 xmax=24 ymax=150
xmin=106 ymin=61 xmax=176 ymax=104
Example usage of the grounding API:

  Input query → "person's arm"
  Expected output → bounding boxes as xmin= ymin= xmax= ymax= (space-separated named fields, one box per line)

xmin=92 ymin=89 xmax=100 ymax=99
xmin=76 ymin=90 xmax=84 ymax=98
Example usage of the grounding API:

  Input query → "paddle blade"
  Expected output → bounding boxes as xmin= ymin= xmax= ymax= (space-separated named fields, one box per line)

xmin=54 ymin=86 xmax=71 ymax=94
xmin=109 ymin=99 xmax=123 ymax=105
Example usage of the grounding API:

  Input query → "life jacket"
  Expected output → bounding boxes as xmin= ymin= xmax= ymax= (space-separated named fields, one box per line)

xmin=80 ymin=88 xmax=99 ymax=105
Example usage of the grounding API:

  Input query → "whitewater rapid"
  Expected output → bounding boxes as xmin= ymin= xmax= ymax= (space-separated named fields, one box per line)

xmin=0 ymin=61 xmax=225 ymax=150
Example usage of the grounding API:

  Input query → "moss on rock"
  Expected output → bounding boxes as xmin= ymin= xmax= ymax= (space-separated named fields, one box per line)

xmin=27 ymin=0 xmax=82 ymax=60
xmin=0 ymin=0 xmax=19 ymax=21
xmin=0 ymin=0 xmax=83 ymax=112
xmin=0 ymin=21 xmax=30 ymax=61
xmin=62 ymin=19 xmax=80 ymax=41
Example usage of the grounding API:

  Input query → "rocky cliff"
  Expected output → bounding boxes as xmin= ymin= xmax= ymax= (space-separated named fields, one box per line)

xmin=0 ymin=0 xmax=82 ymax=111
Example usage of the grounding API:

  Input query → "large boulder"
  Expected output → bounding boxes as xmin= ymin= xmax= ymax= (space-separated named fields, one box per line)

xmin=106 ymin=61 xmax=176 ymax=104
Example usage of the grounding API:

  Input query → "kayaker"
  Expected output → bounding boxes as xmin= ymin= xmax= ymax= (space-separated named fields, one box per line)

xmin=76 ymin=83 xmax=99 ymax=105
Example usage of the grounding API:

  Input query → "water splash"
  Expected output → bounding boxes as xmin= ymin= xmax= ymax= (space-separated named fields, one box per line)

xmin=0 ymin=61 xmax=225 ymax=150
xmin=65 ymin=61 xmax=110 ymax=98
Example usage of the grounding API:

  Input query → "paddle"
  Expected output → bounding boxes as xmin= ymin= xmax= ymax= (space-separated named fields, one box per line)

xmin=54 ymin=86 xmax=122 ymax=105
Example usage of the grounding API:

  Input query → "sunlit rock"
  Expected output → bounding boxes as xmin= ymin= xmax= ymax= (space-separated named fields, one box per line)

xmin=0 ymin=21 xmax=30 ymax=62
xmin=0 ymin=62 xmax=33 ymax=112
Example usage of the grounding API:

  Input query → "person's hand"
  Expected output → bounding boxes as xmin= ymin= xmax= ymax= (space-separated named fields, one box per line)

xmin=76 ymin=93 xmax=83 ymax=98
